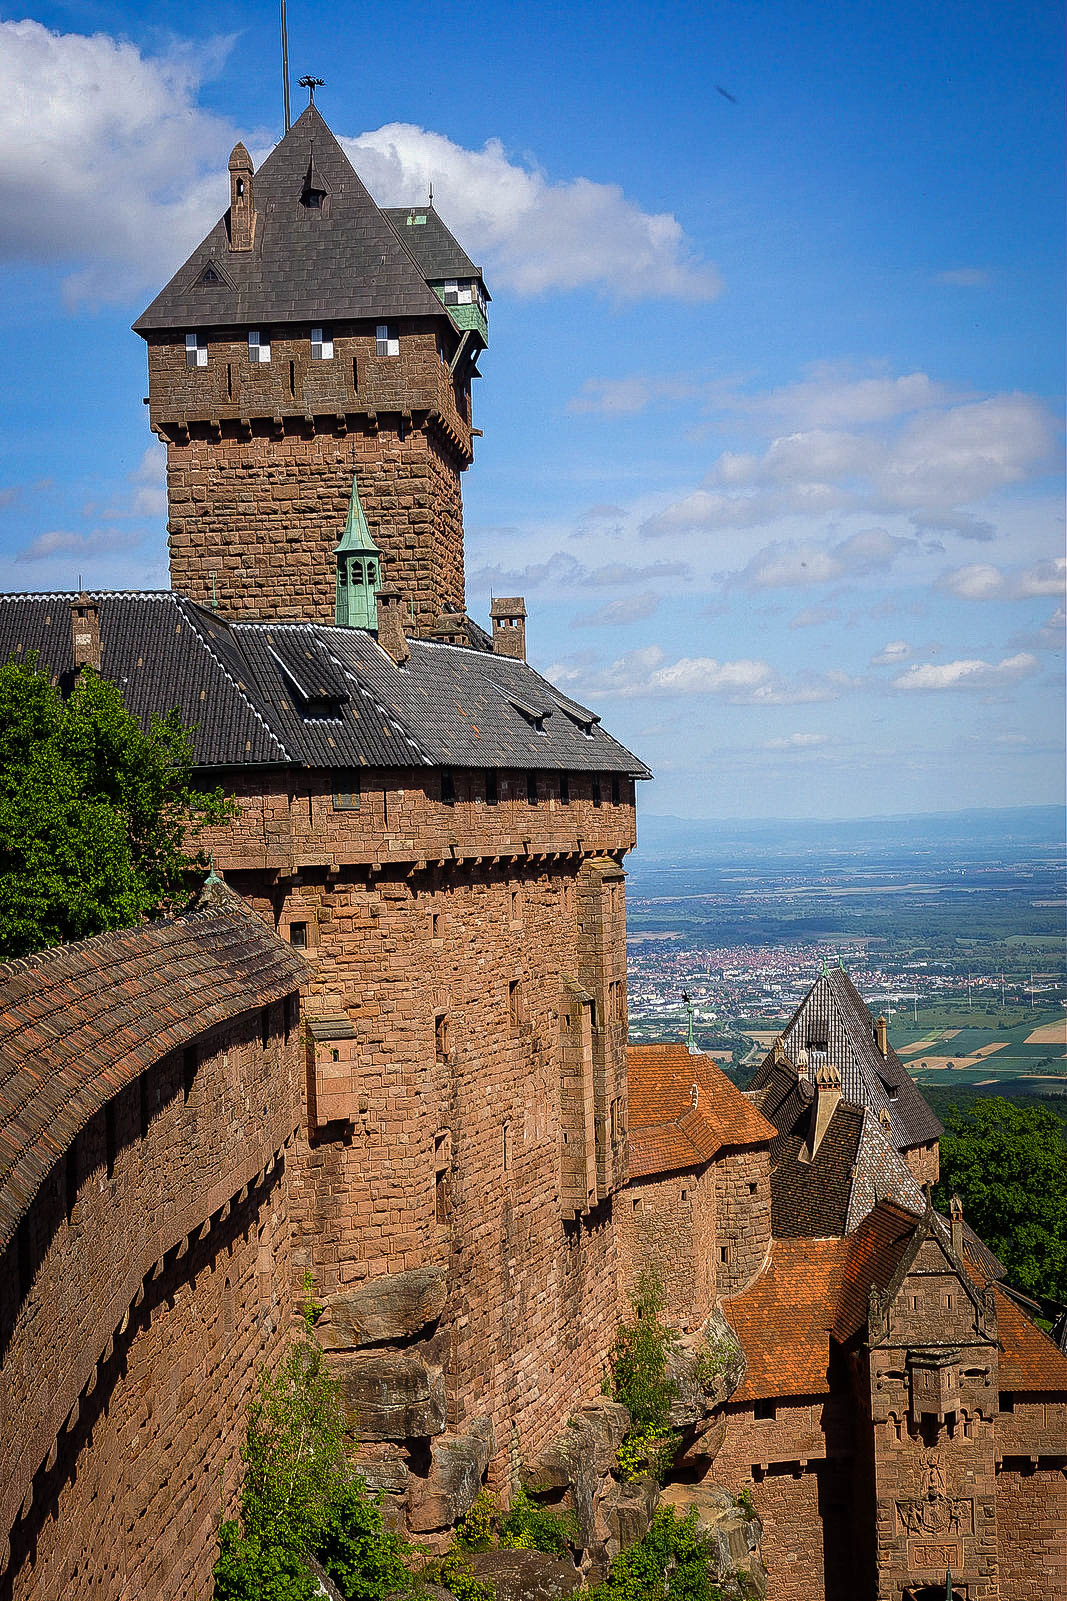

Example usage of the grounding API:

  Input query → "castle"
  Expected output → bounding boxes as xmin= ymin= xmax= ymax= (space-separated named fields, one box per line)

xmin=0 ymin=105 xmax=1062 ymax=1601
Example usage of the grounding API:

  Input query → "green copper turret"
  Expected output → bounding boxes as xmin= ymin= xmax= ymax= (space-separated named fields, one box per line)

xmin=334 ymin=476 xmax=381 ymax=629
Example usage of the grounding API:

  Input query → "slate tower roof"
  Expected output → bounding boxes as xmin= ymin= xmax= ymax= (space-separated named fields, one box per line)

xmin=134 ymin=105 xmax=458 ymax=333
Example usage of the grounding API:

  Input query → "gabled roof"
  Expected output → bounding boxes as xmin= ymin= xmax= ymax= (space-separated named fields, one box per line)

xmin=749 ymin=968 xmax=942 ymax=1151
xmin=383 ymin=205 xmax=485 ymax=285
xmin=134 ymin=105 xmax=452 ymax=333
xmin=0 ymin=593 xmax=649 ymax=778
xmin=0 ymin=877 xmax=306 ymax=1254
xmin=626 ymin=1044 xmax=774 ymax=1180
xmin=726 ymin=1237 xmax=849 ymax=1400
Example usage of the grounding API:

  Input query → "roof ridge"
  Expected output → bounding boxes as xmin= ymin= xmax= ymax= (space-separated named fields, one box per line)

xmin=178 ymin=601 xmax=292 ymax=760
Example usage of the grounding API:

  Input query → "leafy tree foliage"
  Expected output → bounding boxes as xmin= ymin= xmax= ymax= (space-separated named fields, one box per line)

xmin=585 ymin=1508 xmax=726 ymax=1601
xmin=935 ymin=1096 xmax=1067 ymax=1305
xmin=603 ymin=1272 xmax=680 ymax=1482
xmin=214 ymin=1300 xmax=414 ymax=1601
xmin=0 ymin=657 xmax=233 ymax=958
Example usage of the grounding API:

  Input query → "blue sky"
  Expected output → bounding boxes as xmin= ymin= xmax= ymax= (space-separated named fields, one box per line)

xmin=0 ymin=0 xmax=1062 ymax=818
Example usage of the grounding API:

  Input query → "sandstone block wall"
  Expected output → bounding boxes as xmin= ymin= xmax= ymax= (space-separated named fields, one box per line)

xmin=615 ymin=1162 xmax=717 ymax=1331
xmin=903 ymin=1138 xmax=940 ymax=1188
xmin=0 ymin=1005 xmax=302 ymax=1601
xmin=996 ymin=1463 xmax=1067 ymax=1601
xmin=714 ymin=1147 xmax=771 ymax=1296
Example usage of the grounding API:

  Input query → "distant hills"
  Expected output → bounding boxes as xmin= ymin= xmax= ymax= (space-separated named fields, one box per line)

xmin=632 ymin=805 xmax=1066 ymax=864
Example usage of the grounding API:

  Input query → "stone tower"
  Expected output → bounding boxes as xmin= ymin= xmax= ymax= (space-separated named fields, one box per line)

xmin=135 ymin=104 xmax=489 ymax=635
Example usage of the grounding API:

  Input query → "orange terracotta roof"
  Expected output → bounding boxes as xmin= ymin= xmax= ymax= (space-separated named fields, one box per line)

xmin=726 ymin=1238 xmax=850 ymax=1400
xmin=627 ymin=1044 xmax=775 ymax=1179
xmin=993 ymin=1287 xmax=1067 ymax=1392
xmin=834 ymin=1199 xmax=917 ymax=1340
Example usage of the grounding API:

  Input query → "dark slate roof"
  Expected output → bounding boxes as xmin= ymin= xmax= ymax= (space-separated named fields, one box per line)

xmin=135 ymin=105 xmax=451 ymax=333
xmin=748 ymin=968 xmax=942 ymax=1151
xmin=0 ymin=877 xmax=306 ymax=1254
xmin=382 ymin=206 xmax=485 ymax=285
xmin=0 ymin=592 xmax=650 ymax=778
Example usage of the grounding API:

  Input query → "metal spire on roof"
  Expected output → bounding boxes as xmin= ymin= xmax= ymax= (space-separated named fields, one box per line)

xmin=682 ymin=990 xmax=695 ymax=1053
xmin=298 ymin=74 xmax=324 ymax=105
xmin=334 ymin=475 xmax=379 ymax=554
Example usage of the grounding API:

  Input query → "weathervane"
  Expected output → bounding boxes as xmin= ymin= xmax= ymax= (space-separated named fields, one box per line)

xmin=299 ymin=74 xmax=325 ymax=105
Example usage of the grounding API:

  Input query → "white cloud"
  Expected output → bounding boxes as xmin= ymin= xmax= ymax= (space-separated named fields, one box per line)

xmin=15 ymin=526 xmax=147 ymax=562
xmin=0 ymin=19 xmax=237 ymax=303
xmin=938 ymin=557 xmax=1067 ymax=601
xmin=875 ymin=395 xmax=1052 ymax=510
xmin=739 ymin=364 xmax=957 ymax=428
xmin=345 ymin=125 xmax=722 ymax=301
xmin=892 ymin=653 xmax=1037 ymax=692
xmin=569 ymin=376 xmax=701 ymax=415
xmin=573 ymin=591 xmax=660 ymax=627
xmin=871 ymin=640 xmax=911 ymax=665
xmin=936 ymin=267 xmax=991 ymax=288
xmin=789 ymin=605 xmax=840 ymax=629
xmin=550 ymin=644 xmax=852 ymax=703
xmin=734 ymin=528 xmax=914 ymax=590
xmin=763 ymin=732 xmax=830 ymax=750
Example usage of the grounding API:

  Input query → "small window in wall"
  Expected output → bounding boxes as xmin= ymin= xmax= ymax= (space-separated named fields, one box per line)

xmin=311 ymin=326 xmax=334 ymax=360
xmin=333 ymin=775 xmax=361 ymax=810
xmin=288 ymin=921 xmax=308 ymax=949
xmin=632 ymin=1196 xmax=641 ymax=1211
xmin=526 ymin=771 xmax=538 ymax=806
xmin=502 ymin=1121 xmax=511 ymax=1171
xmin=484 ymin=770 xmax=498 ymax=805
xmin=376 ymin=324 xmax=399 ymax=357
xmin=509 ymin=979 xmax=523 ymax=1031
xmin=510 ymin=886 xmax=523 ymax=922
xmin=680 ymin=1188 xmax=688 ymax=1201
xmin=754 ymin=1400 xmax=777 ymax=1421
xmin=441 ymin=769 xmax=456 ymax=806
xmin=592 ymin=776 xmax=603 ymax=807
xmin=431 ymin=911 xmax=441 ymax=939
xmin=248 ymin=329 xmax=271 ymax=363
xmin=435 ymin=1013 xmax=450 ymax=1063
xmin=611 ymin=774 xmax=621 ymax=806
xmin=748 ymin=1181 xmax=758 ymax=1195
xmin=559 ymin=773 xmax=570 ymax=805
xmin=435 ymin=1167 xmax=450 ymax=1223
xmin=185 ymin=332 xmax=207 ymax=368
xmin=720 ymin=1246 xmax=729 ymax=1264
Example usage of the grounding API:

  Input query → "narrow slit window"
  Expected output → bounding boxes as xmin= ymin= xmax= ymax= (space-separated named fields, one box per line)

xmin=311 ymin=326 xmax=334 ymax=360
xmin=559 ymin=773 xmax=570 ymax=805
xmin=376 ymin=323 xmax=399 ymax=357
xmin=509 ymin=979 xmax=523 ymax=1031
xmin=611 ymin=774 xmax=621 ymax=806
xmin=185 ymin=332 xmax=207 ymax=368
xmin=248 ymin=329 xmax=271 ymax=363
xmin=526 ymin=771 xmax=538 ymax=806
xmin=485 ymin=770 xmax=498 ymax=805
xmin=592 ymin=776 xmax=603 ymax=807
xmin=435 ymin=1013 xmax=450 ymax=1062
xmin=441 ymin=769 xmax=456 ymax=806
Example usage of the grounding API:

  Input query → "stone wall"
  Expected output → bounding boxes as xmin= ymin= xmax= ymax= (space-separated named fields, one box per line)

xmin=714 ymin=1147 xmax=771 ymax=1295
xmin=0 ymin=1006 xmax=302 ymax=1601
xmin=996 ymin=1463 xmax=1067 ymax=1601
xmin=615 ymin=1163 xmax=718 ymax=1332
xmin=902 ymin=1139 xmax=940 ymax=1187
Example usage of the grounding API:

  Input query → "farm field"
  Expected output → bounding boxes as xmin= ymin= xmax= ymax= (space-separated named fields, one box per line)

xmin=888 ymin=1007 xmax=1066 ymax=1093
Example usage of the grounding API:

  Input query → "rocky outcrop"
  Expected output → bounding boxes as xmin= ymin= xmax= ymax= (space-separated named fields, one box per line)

xmin=408 ymin=1416 xmax=496 ymax=1532
xmin=668 ymin=1309 xmax=746 ymax=1429
xmin=356 ymin=1444 xmax=411 ymax=1496
xmin=330 ymin=1349 xmax=447 ymax=1440
xmin=466 ymin=1550 xmax=579 ymax=1601
xmin=594 ymin=1474 xmax=659 ymax=1561
xmin=659 ymin=1482 xmax=767 ymax=1599
xmin=523 ymin=1399 xmax=631 ymax=1543
xmin=318 ymin=1267 xmax=448 ymax=1349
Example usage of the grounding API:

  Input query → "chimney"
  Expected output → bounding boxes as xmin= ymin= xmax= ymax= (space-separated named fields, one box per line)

xmin=950 ymin=1194 xmax=964 ymax=1259
xmin=876 ymin=1015 xmax=888 ymax=1058
xmin=805 ymin=1059 xmax=841 ymax=1161
xmin=70 ymin=593 xmax=101 ymax=673
xmin=228 ymin=143 xmax=256 ymax=251
xmin=490 ymin=596 xmax=527 ymax=661
xmin=375 ymin=586 xmax=410 ymax=666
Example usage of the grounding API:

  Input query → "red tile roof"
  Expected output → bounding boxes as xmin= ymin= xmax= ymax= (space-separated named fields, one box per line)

xmin=627 ymin=1044 xmax=774 ymax=1179
xmin=993 ymin=1287 xmax=1067 ymax=1391
xmin=0 ymin=878 xmax=306 ymax=1253
xmin=727 ymin=1238 xmax=850 ymax=1400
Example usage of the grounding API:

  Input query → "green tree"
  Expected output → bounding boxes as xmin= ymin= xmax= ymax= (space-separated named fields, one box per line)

xmin=0 ymin=657 xmax=232 ymax=959
xmin=585 ymin=1507 xmax=725 ymax=1601
xmin=603 ymin=1272 xmax=680 ymax=1482
xmin=935 ymin=1096 xmax=1067 ymax=1305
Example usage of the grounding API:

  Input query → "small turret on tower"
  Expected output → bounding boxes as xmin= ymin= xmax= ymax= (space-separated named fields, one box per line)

xmin=334 ymin=477 xmax=381 ymax=629
xmin=227 ymin=143 xmax=256 ymax=251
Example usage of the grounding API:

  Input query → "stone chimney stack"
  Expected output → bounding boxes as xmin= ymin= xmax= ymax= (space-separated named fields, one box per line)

xmin=228 ymin=143 xmax=256 ymax=251
xmin=375 ymin=586 xmax=410 ymax=666
xmin=490 ymin=597 xmax=527 ymax=661
xmin=950 ymin=1194 xmax=964 ymax=1259
xmin=876 ymin=1015 xmax=888 ymax=1058
xmin=805 ymin=1059 xmax=842 ymax=1161
xmin=70 ymin=593 xmax=101 ymax=673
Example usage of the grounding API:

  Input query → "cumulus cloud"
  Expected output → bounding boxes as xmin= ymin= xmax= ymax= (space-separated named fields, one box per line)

xmin=871 ymin=640 xmax=912 ymax=665
xmin=15 ymin=526 xmax=147 ymax=562
xmin=0 ymin=21 xmax=719 ymax=306
xmin=472 ymin=553 xmax=690 ymax=591
xmin=789 ymin=605 xmax=840 ymax=629
xmin=892 ymin=653 xmax=1037 ymax=692
xmin=345 ymin=124 xmax=722 ymax=301
xmin=738 ymin=364 xmax=958 ymax=428
xmin=550 ymin=644 xmax=852 ymax=703
xmin=569 ymin=375 xmax=703 ymax=415
xmin=734 ymin=529 xmax=914 ymax=590
xmin=937 ymin=557 xmax=1067 ymax=602
xmin=936 ymin=267 xmax=991 ymax=288
xmin=573 ymin=591 xmax=660 ymax=627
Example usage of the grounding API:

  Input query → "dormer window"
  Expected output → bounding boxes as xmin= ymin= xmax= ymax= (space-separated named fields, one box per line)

xmin=376 ymin=324 xmax=399 ymax=357
xmin=248 ymin=330 xmax=270 ymax=364
xmin=311 ymin=327 xmax=333 ymax=361
xmin=185 ymin=332 xmax=207 ymax=369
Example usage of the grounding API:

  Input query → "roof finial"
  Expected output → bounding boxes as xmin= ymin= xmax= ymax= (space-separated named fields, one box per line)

xmin=682 ymin=990 xmax=695 ymax=1053
xmin=428 ymin=181 xmax=434 ymax=205
xmin=298 ymin=74 xmax=324 ymax=105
